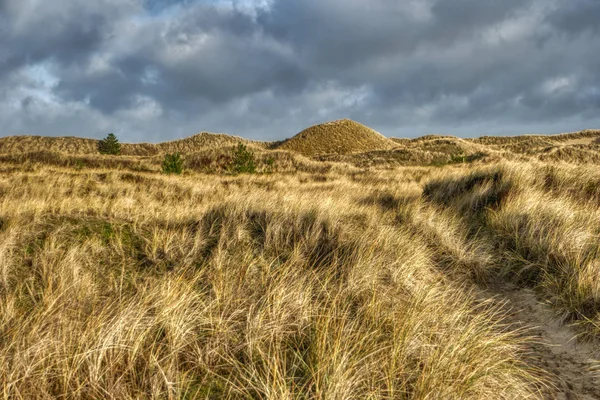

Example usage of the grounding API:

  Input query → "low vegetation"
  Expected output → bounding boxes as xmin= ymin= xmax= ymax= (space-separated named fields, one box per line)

xmin=424 ymin=163 xmax=600 ymax=338
xmin=162 ymin=152 xmax=184 ymax=175
xmin=0 ymin=132 xmax=267 ymax=157
xmin=229 ymin=143 xmax=257 ymax=174
xmin=1 ymin=122 xmax=600 ymax=398
xmin=1 ymin=162 xmax=549 ymax=399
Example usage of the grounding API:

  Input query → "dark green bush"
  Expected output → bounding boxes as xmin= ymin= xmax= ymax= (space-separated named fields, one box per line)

xmin=162 ymin=153 xmax=184 ymax=175
xmin=98 ymin=133 xmax=121 ymax=155
xmin=265 ymin=156 xmax=275 ymax=173
xmin=74 ymin=159 xmax=86 ymax=170
xmin=230 ymin=144 xmax=256 ymax=174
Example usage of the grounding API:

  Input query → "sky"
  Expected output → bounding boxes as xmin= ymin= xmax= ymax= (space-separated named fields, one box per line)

xmin=1 ymin=0 xmax=599 ymax=142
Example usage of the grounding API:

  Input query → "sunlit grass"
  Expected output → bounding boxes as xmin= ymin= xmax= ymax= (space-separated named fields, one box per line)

xmin=0 ymin=162 xmax=546 ymax=399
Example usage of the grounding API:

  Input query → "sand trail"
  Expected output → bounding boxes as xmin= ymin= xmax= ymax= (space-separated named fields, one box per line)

xmin=485 ymin=286 xmax=600 ymax=399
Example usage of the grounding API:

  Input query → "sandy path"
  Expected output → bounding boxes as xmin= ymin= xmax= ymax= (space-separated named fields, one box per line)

xmin=484 ymin=286 xmax=600 ymax=399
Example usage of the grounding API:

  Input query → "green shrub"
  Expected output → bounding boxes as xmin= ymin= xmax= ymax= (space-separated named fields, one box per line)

xmin=74 ymin=159 xmax=86 ymax=170
xmin=162 ymin=153 xmax=184 ymax=175
xmin=449 ymin=153 xmax=467 ymax=164
xmin=265 ymin=156 xmax=275 ymax=173
xmin=230 ymin=144 xmax=256 ymax=174
xmin=98 ymin=133 xmax=121 ymax=155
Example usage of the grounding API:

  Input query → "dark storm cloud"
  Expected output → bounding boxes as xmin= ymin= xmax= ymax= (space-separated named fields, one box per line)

xmin=258 ymin=0 xmax=536 ymax=66
xmin=52 ymin=2 xmax=307 ymax=115
xmin=547 ymin=0 xmax=600 ymax=35
xmin=1 ymin=0 xmax=600 ymax=141
xmin=0 ymin=1 xmax=131 ymax=74
xmin=142 ymin=0 xmax=186 ymax=13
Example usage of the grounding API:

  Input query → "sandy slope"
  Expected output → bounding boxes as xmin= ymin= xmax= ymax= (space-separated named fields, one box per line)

xmin=561 ymin=137 xmax=600 ymax=146
xmin=487 ymin=286 xmax=600 ymax=399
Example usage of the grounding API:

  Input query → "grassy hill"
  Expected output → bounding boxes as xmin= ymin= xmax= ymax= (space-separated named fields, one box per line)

xmin=2 ymin=124 xmax=600 ymax=398
xmin=2 ymin=124 xmax=600 ymax=167
xmin=0 ymin=132 xmax=271 ymax=156
xmin=276 ymin=119 xmax=397 ymax=155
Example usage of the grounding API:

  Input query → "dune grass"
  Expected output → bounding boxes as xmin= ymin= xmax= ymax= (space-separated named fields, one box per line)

xmin=0 ymin=162 xmax=544 ymax=399
xmin=0 ymin=132 xmax=270 ymax=157
xmin=3 ymin=127 xmax=600 ymax=398
xmin=2 ymin=124 xmax=599 ymax=167
xmin=277 ymin=119 xmax=396 ymax=156
xmin=423 ymin=162 xmax=600 ymax=338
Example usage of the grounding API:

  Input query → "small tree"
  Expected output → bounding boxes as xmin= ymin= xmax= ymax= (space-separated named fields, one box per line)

xmin=98 ymin=133 xmax=121 ymax=155
xmin=162 ymin=153 xmax=183 ymax=175
xmin=265 ymin=156 xmax=275 ymax=173
xmin=230 ymin=143 xmax=256 ymax=174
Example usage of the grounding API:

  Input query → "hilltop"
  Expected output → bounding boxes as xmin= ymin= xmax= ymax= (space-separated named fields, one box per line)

xmin=1 ymin=124 xmax=600 ymax=168
xmin=275 ymin=119 xmax=397 ymax=155
xmin=0 ymin=132 xmax=269 ymax=157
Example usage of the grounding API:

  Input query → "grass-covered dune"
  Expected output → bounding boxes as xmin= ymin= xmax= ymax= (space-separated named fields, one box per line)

xmin=0 ymin=162 xmax=548 ymax=399
xmin=2 ymin=124 xmax=600 ymax=398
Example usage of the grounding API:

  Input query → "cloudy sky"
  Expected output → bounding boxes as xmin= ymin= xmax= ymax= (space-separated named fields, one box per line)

xmin=1 ymin=0 xmax=599 ymax=142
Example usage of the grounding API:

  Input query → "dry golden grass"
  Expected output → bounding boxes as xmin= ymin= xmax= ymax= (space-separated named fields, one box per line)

xmin=3 ymin=126 xmax=600 ymax=398
xmin=376 ymin=129 xmax=600 ymax=167
xmin=0 ymin=160 xmax=546 ymax=399
xmin=0 ymin=146 xmax=334 ymax=175
xmin=0 ymin=132 xmax=270 ymax=157
xmin=323 ymin=136 xmax=493 ymax=168
xmin=2 ymin=123 xmax=599 ymax=166
xmin=423 ymin=162 xmax=600 ymax=337
xmin=470 ymin=129 xmax=600 ymax=146
xmin=276 ymin=119 xmax=397 ymax=155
